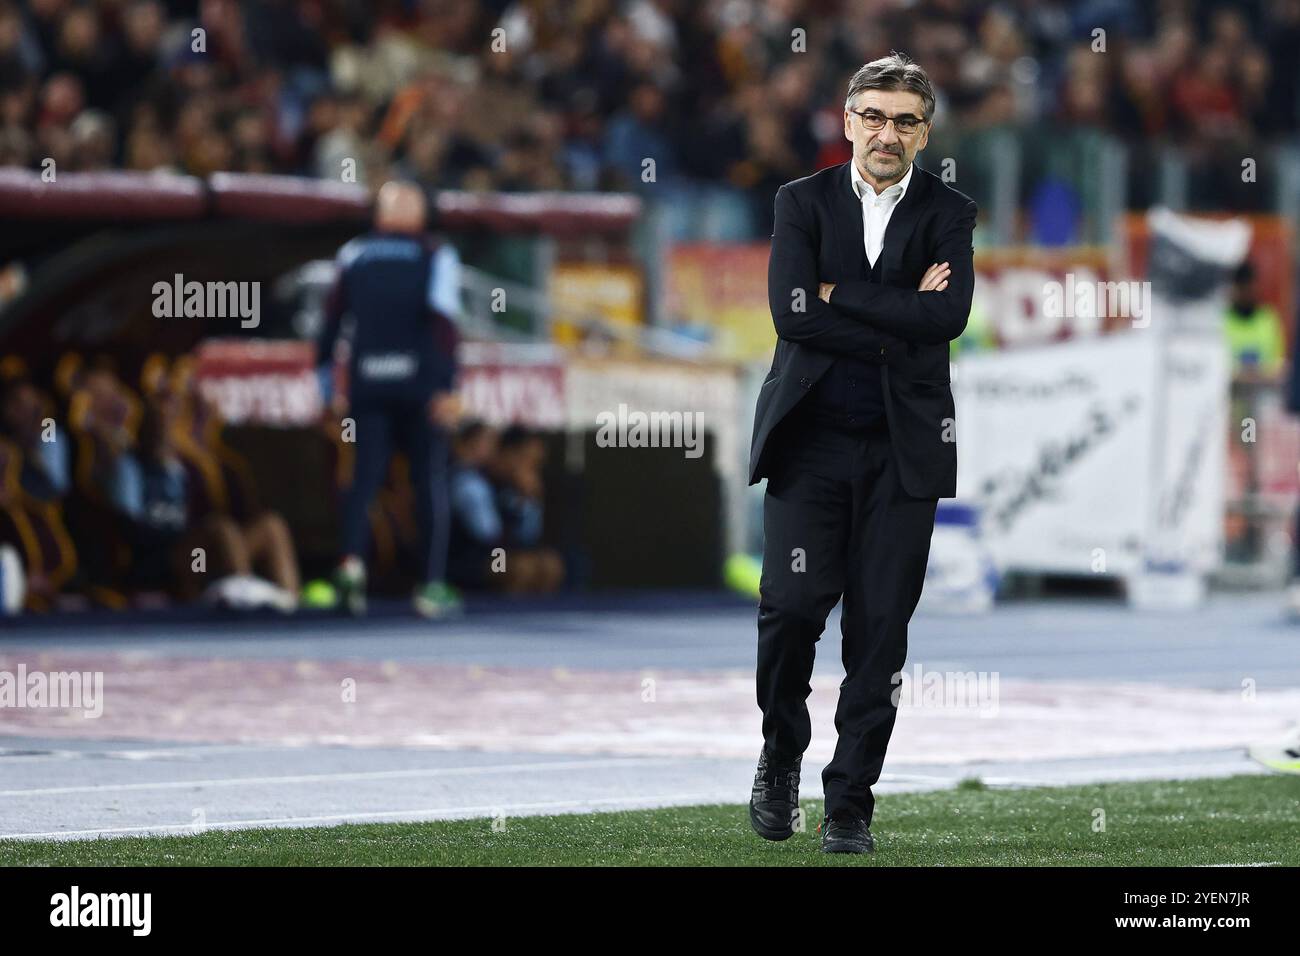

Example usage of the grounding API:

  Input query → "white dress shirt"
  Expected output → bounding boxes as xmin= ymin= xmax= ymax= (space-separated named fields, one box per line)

xmin=850 ymin=159 xmax=913 ymax=269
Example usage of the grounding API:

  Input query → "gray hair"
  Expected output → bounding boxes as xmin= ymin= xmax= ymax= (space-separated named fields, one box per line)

xmin=845 ymin=51 xmax=935 ymax=123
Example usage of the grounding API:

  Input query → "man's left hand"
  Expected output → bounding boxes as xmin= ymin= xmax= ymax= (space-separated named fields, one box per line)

xmin=428 ymin=392 xmax=462 ymax=429
xmin=818 ymin=282 xmax=835 ymax=303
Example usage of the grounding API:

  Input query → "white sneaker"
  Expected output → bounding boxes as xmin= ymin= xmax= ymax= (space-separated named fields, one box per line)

xmin=200 ymin=574 xmax=297 ymax=613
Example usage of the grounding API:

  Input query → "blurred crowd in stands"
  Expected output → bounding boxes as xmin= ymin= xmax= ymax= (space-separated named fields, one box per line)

xmin=0 ymin=352 xmax=561 ymax=613
xmin=1 ymin=0 xmax=1297 ymax=233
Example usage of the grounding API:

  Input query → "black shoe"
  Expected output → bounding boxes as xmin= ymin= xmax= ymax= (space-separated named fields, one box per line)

xmin=820 ymin=813 xmax=875 ymax=854
xmin=748 ymin=750 xmax=801 ymax=841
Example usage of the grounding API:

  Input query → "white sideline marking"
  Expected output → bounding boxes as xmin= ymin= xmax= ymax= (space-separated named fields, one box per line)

xmin=0 ymin=791 xmax=732 ymax=841
xmin=0 ymin=756 xmax=681 ymax=797
xmin=1201 ymin=862 xmax=1279 ymax=867
xmin=0 ymin=744 xmax=311 ymax=761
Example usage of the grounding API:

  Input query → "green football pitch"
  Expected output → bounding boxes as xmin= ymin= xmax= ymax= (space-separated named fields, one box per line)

xmin=3 ymin=774 xmax=1297 ymax=866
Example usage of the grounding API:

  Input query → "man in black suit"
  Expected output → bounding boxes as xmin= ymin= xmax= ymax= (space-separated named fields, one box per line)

xmin=747 ymin=52 xmax=978 ymax=854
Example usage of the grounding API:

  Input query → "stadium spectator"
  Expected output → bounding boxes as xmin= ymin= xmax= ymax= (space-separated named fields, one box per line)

xmin=603 ymin=82 xmax=678 ymax=192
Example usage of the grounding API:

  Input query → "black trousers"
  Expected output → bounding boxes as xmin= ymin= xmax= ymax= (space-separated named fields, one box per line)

xmin=342 ymin=400 xmax=451 ymax=585
xmin=756 ymin=416 xmax=937 ymax=824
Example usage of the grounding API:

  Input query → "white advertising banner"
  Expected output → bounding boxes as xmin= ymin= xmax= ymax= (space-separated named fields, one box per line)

xmin=954 ymin=330 xmax=1222 ymax=577
xmin=1146 ymin=333 xmax=1229 ymax=574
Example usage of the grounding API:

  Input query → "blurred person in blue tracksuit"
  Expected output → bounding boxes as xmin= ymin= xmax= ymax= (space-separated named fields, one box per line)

xmin=317 ymin=181 xmax=464 ymax=617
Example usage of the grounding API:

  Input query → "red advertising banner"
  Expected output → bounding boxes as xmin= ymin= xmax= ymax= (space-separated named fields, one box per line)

xmin=459 ymin=362 xmax=566 ymax=428
xmin=193 ymin=339 xmax=321 ymax=426
xmin=195 ymin=338 xmax=567 ymax=430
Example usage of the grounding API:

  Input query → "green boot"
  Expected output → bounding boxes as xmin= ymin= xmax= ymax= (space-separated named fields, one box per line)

xmin=413 ymin=580 xmax=464 ymax=619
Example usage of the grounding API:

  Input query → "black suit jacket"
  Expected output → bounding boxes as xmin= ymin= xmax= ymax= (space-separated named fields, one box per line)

xmin=748 ymin=160 xmax=978 ymax=499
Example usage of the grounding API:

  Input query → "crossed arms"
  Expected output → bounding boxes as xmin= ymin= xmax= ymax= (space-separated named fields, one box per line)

xmin=767 ymin=183 xmax=978 ymax=359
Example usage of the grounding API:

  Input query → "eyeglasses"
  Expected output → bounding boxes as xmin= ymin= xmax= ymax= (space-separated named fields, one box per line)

xmin=849 ymin=108 xmax=926 ymax=135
